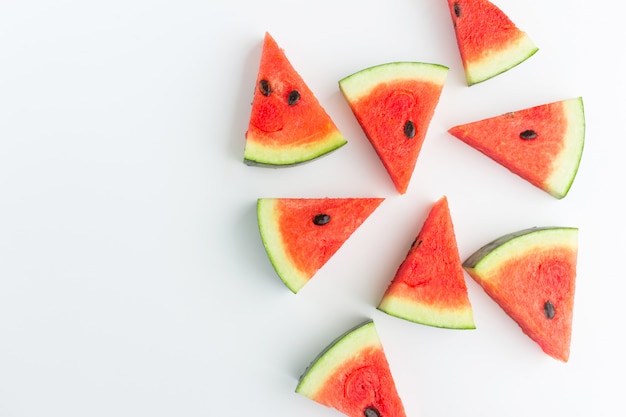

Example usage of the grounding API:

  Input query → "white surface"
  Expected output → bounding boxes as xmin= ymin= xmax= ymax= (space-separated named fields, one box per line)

xmin=0 ymin=1 xmax=623 ymax=416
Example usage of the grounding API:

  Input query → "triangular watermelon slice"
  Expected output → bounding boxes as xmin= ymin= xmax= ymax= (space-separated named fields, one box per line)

xmin=448 ymin=97 xmax=585 ymax=199
xmin=339 ymin=62 xmax=448 ymax=194
xmin=377 ymin=196 xmax=475 ymax=329
xmin=463 ymin=227 xmax=578 ymax=362
xmin=296 ymin=319 xmax=407 ymax=417
xmin=257 ymin=197 xmax=384 ymax=293
xmin=244 ymin=33 xmax=347 ymax=166
xmin=446 ymin=0 xmax=539 ymax=85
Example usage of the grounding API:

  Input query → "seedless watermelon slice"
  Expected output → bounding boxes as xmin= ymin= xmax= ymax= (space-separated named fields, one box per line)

xmin=296 ymin=320 xmax=407 ymax=417
xmin=463 ymin=227 xmax=578 ymax=362
xmin=339 ymin=62 xmax=448 ymax=194
xmin=378 ymin=196 xmax=475 ymax=329
xmin=257 ymin=198 xmax=384 ymax=293
xmin=448 ymin=97 xmax=585 ymax=199
xmin=447 ymin=0 xmax=538 ymax=85
xmin=244 ymin=33 xmax=347 ymax=166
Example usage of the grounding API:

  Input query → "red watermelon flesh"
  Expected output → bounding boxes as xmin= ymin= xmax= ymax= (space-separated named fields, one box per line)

xmin=296 ymin=320 xmax=407 ymax=417
xmin=339 ymin=62 xmax=448 ymax=194
xmin=378 ymin=196 xmax=475 ymax=329
xmin=448 ymin=97 xmax=585 ymax=199
xmin=463 ymin=227 xmax=578 ymax=361
xmin=257 ymin=198 xmax=384 ymax=293
xmin=244 ymin=33 xmax=347 ymax=166
xmin=447 ymin=0 xmax=538 ymax=85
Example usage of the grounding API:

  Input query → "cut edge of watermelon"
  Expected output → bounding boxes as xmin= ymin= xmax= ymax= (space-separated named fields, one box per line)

xmin=295 ymin=319 xmax=379 ymax=398
xmin=377 ymin=297 xmax=476 ymax=329
xmin=244 ymin=130 xmax=348 ymax=167
xmin=464 ymin=33 xmax=538 ymax=86
xmin=544 ymin=97 xmax=585 ymax=199
xmin=256 ymin=198 xmax=309 ymax=293
xmin=338 ymin=61 xmax=449 ymax=101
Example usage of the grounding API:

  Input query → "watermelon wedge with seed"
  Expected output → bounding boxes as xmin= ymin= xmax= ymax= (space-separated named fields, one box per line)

xmin=447 ymin=0 xmax=539 ymax=85
xmin=296 ymin=319 xmax=407 ymax=417
xmin=339 ymin=62 xmax=448 ymax=194
xmin=448 ymin=97 xmax=585 ymax=199
xmin=257 ymin=197 xmax=384 ymax=293
xmin=244 ymin=33 xmax=347 ymax=166
xmin=378 ymin=196 xmax=475 ymax=329
xmin=463 ymin=227 xmax=578 ymax=362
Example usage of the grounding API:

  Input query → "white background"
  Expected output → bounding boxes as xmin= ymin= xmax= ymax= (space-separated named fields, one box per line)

xmin=1 ymin=1 xmax=623 ymax=416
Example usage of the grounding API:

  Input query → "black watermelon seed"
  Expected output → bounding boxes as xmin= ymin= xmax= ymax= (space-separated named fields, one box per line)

xmin=404 ymin=120 xmax=416 ymax=139
xmin=411 ymin=239 xmax=423 ymax=249
xmin=454 ymin=2 xmax=462 ymax=18
xmin=364 ymin=407 xmax=380 ymax=417
xmin=259 ymin=79 xmax=271 ymax=96
xmin=544 ymin=300 xmax=556 ymax=319
xmin=288 ymin=90 xmax=301 ymax=106
xmin=313 ymin=213 xmax=331 ymax=226
xmin=520 ymin=129 xmax=537 ymax=140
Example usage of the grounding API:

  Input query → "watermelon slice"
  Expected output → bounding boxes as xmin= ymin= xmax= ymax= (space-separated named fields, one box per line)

xmin=448 ymin=97 xmax=585 ymax=199
xmin=296 ymin=319 xmax=407 ymax=417
xmin=244 ymin=33 xmax=347 ymax=166
xmin=377 ymin=196 xmax=475 ymax=329
xmin=257 ymin=197 xmax=384 ymax=293
xmin=447 ymin=0 xmax=539 ymax=85
xmin=339 ymin=62 xmax=448 ymax=194
xmin=463 ymin=227 xmax=578 ymax=362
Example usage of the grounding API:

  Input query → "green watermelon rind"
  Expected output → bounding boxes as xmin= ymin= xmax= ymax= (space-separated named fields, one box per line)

xmin=544 ymin=97 xmax=585 ymax=199
xmin=464 ymin=33 xmax=538 ymax=86
xmin=243 ymin=131 xmax=347 ymax=167
xmin=463 ymin=226 xmax=579 ymax=272
xmin=256 ymin=198 xmax=309 ymax=293
xmin=295 ymin=319 xmax=380 ymax=398
xmin=338 ymin=61 xmax=449 ymax=102
xmin=377 ymin=298 xmax=476 ymax=330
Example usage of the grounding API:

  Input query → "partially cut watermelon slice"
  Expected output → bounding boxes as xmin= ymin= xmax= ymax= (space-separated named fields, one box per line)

xmin=378 ymin=196 xmax=475 ymax=329
xmin=447 ymin=0 xmax=538 ymax=85
xmin=339 ymin=62 xmax=448 ymax=194
xmin=244 ymin=33 xmax=347 ymax=166
xmin=257 ymin=198 xmax=384 ymax=293
xmin=463 ymin=227 xmax=578 ymax=362
xmin=296 ymin=319 xmax=407 ymax=417
xmin=448 ymin=97 xmax=585 ymax=199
